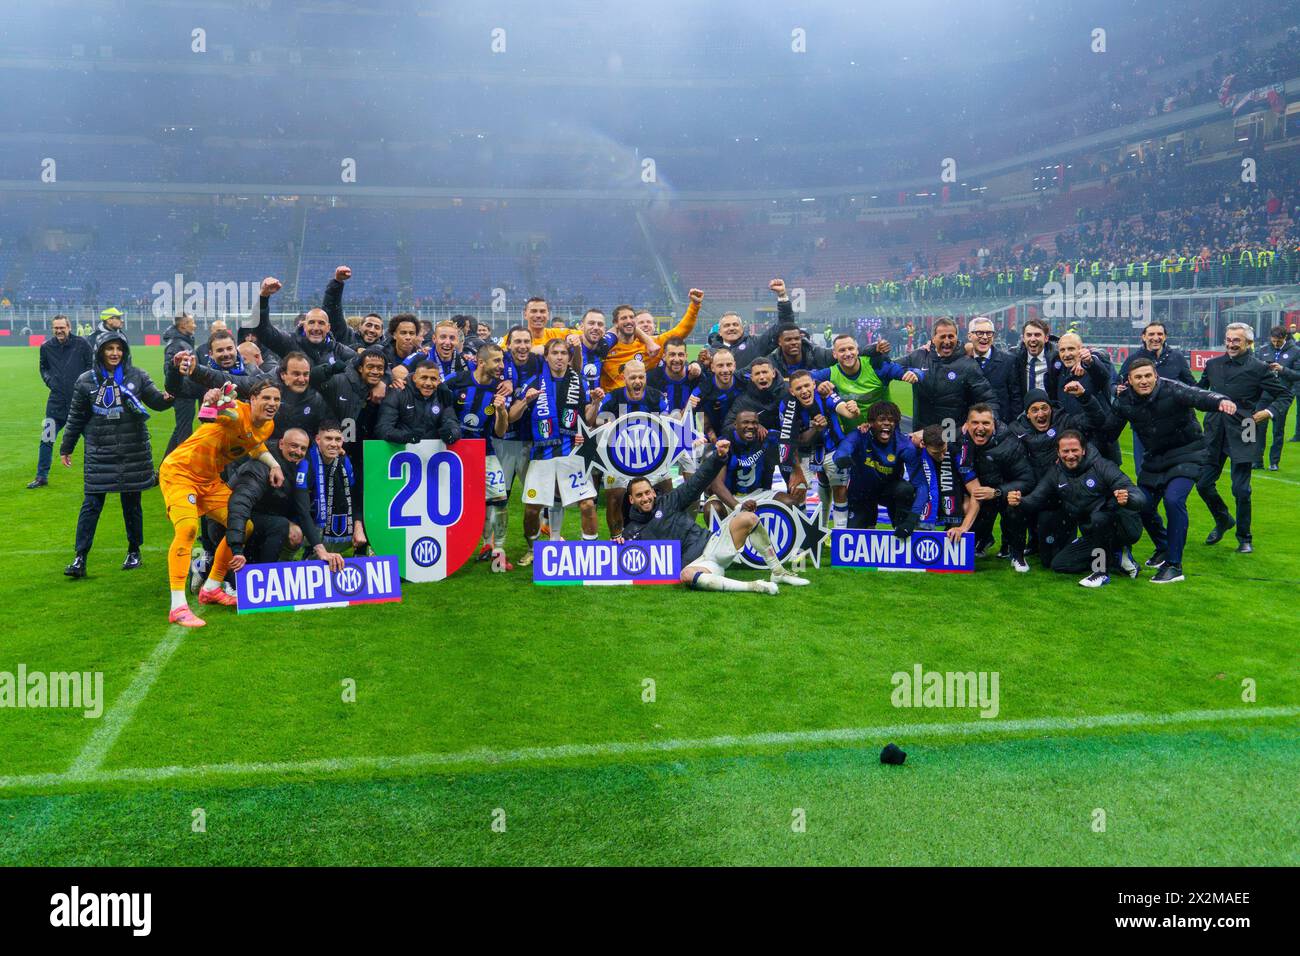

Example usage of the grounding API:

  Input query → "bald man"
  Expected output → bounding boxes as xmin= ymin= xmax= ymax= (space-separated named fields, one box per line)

xmin=224 ymin=427 xmax=346 ymax=572
xmin=242 ymin=273 xmax=357 ymax=371
xmin=1054 ymin=331 xmax=1119 ymax=462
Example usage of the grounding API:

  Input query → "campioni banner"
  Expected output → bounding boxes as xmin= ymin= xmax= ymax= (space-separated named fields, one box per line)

xmin=235 ymin=556 xmax=402 ymax=613
xmin=532 ymin=540 xmax=681 ymax=585
xmin=363 ymin=438 xmax=486 ymax=582
xmin=831 ymin=529 xmax=974 ymax=573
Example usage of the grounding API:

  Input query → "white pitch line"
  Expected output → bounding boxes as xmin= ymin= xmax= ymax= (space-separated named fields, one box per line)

xmin=3 ymin=704 xmax=1296 ymax=793
xmin=12 ymin=545 xmax=167 ymax=557
xmin=64 ymin=625 xmax=188 ymax=779
xmin=1256 ymin=471 xmax=1300 ymax=487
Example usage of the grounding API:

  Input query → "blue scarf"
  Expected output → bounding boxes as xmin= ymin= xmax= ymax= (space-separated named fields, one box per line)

xmin=299 ymin=446 xmax=354 ymax=541
xmin=92 ymin=364 xmax=149 ymax=419
xmin=208 ymin=353 xmax=246 ymax=375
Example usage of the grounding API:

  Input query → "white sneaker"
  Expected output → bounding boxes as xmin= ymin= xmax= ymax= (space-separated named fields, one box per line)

xmin=188 ymin=547 xmax=211 ymax=593
xmin=771 ymin=570 xmax=810 ymax=587
xmin=1011 ymin=556 xmax=1030 ymax=573
xmin=750 ymin=580 xmax=780 ymax=595
xmin=1118 ymin=547 xmax=1139 ymax=578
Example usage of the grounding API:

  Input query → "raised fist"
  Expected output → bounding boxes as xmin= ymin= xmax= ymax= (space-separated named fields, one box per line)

xmin=714 ymin=438 xmax=731 ymax=458
xmin=335 ymin=266 xmax=352 ymax=282
xmin=1063 ymin=380 xmax=1085 ymax=396
xmin=688 ymin=288 xmax=704 ymax=305
xmin=768 ymin=279 xmax=786 ymax=296
xmin=260 ymin=277 xmax=282 ymax=297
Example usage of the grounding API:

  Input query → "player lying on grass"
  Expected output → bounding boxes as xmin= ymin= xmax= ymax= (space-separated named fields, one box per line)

xmin=619 ymin=439 xmax=809 ymax=593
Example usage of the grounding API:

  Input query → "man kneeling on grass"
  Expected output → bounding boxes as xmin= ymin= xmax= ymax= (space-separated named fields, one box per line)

xmin=618 ymin=439 xmax=809 ymax=594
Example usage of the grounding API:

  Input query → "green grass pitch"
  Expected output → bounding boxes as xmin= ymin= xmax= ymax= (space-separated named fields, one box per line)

xmin=0 ymin=345 xmax=1296 ymax=865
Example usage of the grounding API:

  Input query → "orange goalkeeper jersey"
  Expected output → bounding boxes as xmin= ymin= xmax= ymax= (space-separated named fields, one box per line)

xmin=600 ymin=300 xmax=700 ymax=390
xmin=161 ymin=402 xmax=273 ymax=482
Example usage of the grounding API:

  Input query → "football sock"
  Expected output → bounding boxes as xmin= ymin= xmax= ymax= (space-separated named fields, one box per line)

xmin=691 ymin=572 xmax=751 ymax=592
xmin=747 ymin=519 xmax=785 ymax=573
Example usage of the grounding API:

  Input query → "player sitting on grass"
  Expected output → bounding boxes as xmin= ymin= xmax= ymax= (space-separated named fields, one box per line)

xmin=620 ymin=439 xmax=809 ymax=593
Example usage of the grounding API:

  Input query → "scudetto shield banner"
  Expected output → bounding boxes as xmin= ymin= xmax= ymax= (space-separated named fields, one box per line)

xmin=363 ymin=438 xmax=486 ymax=582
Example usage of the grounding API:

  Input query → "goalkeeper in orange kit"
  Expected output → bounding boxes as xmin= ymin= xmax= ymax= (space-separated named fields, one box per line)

xmin=159 ymin=352 xmax=283 ymax=627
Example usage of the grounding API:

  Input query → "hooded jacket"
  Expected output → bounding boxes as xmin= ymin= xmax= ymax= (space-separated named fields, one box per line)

xmin=60 ymin=333 xmax=173 ymax=493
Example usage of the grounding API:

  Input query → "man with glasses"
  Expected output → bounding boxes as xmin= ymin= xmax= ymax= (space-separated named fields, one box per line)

xmin=966 ymin=317 xmax=1015 ymax=423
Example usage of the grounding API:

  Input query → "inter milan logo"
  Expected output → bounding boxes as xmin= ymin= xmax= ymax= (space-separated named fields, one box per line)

xmin=333 ymin=565 xmax=364 ymax=594
xmin=618 ymin=544 xmax=650 ymax=577
xmin=577 ymin=411 xmax=692 ymax=481
xmin=1085 ymin=478 xmax=1096 ymax=488
xmin=411 ymin=536 xmax=442 ymax=568
xmin=915 ymin=538 xmax=941 ymax=564
xmin=607 ymin=414 xmax=668 ymax=477
xmin=717 ymin=499 xmax=829 ymax=570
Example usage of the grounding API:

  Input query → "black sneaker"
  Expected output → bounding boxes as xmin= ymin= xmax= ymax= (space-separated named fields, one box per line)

xmin=996 ymin=544 xmax=1011 ymax=559
xmin=1204 ymin=517 xmax=1235 ymax=545
xmin=26 ymin=476 xmax=48 ymax=489
xmin=121 ymin=551 xmax=142 ymax=571
xmin=973 ymin=538 xmax=993 ymax=558
xmin=64 ymin=554 xmax=87 ymax=579
xmin=1236 ymin=540 xmax=1253 ymax=554
xmin=1144 ymin=549 xmax=1167 ymax=568
xmin=1150 ymin=563 xmax=1184 ymax=584
xmin=1268 ymin=464 xmax=1279 ymax=471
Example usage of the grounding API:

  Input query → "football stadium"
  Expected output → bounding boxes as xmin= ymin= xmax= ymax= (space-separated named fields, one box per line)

xmin=0 ymin=0 xmax=1296 ymax=914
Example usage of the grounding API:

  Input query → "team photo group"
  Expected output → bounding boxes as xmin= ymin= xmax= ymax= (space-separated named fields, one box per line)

xmin=33 ymin=266 xmax=1299 ymax=625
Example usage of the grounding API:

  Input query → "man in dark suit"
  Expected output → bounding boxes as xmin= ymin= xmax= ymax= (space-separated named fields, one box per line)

xmin=966 ymin=316 xmax=1015 ymax=421
xmin=1253 ymin=325 xmax=1300 ymax=470
xmin=1196 ymin=324 xmax=1291 ymax=552
xmin=1008 ymin=318 xmax=1060 ymax=419
xmin=30 ymin=315 xmax=93 ymax=489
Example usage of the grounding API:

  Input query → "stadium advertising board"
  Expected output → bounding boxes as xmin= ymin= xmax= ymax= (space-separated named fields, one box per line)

xmin=363 ymin=438 xmax=486 ymax=582
xmin=1191 ymin=349 xmax=1226 ymax=371
xmin=831 ymin=529 xmax=975 ymax=573
xmin=532 ymin=540 xmax=681 ymax=585
xmin=235 ymin=556 xmax=402 ymax=613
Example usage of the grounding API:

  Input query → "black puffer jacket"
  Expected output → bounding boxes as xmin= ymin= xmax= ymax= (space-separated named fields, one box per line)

xmin=1098 ymin=378 xmax=1226 ymax=484
xmin=890 ymin=348 xmax=997 ymax=429
xmin=60 ymin=333 xmax=173 ymax=493
xmin=376 ymin=382 xmax=461 ymax=445
xmin=962 ymin=422 xmax=1035 ymax=493
xmin=1009 ymin=394 xmax=1107 ymax=479
xmin=622 ymin=452 xmax=725 ymax=564
xmin=1017 ymin=446 xmax=1144 ymax=522
xmin=161 ymin=325 xmax=195 ymax=378
xmin=225 ymin=447 xmax=323 ymax=555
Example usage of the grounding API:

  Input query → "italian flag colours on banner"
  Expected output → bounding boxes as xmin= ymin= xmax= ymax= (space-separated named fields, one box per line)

xmin=362 ymin=438 xmax=486 ymax=582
